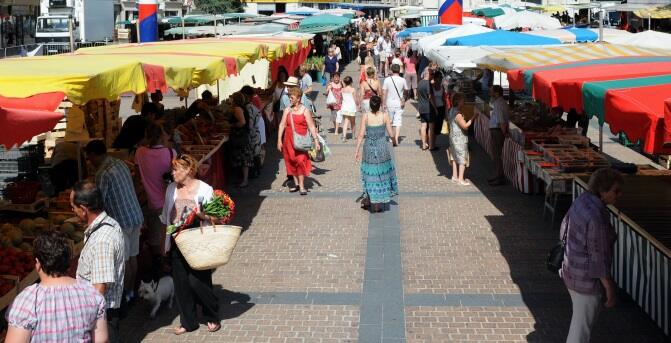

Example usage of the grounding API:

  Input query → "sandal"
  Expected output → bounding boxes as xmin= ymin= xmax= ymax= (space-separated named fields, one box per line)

xmin=174 ymin=327 xmax=188 ymax=336
xmin=450 ymin=178 xmax=458 ymax=183
xmin=299 ymin=189 xmax=308 ymax=196
xmin=207 ymin=322 xmax=221 ymax=333
xmin=458 ymin=180 xmax=471 ymax=186
xmin=289 ymin=186 xmax=300 ymax=193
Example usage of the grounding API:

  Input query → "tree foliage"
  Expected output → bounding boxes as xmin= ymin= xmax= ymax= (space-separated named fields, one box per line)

xmin=194 ymin=0 xmax=243 ymax=14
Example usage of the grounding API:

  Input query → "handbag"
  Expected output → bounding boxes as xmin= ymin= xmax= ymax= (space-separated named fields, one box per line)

xmin=309 ymin=146 xmax=325 ymax=162
xmin=289 ymin=108 xmax=313 ymax=152
xmin=547 ymin=217 xmax=569 ymax=273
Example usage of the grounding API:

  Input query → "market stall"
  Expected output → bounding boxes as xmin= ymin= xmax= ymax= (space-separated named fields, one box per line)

xmin=574 ymin=174 xmax=671 ymax=336
xmin=0 ymin=35 xmax=312 ymax=315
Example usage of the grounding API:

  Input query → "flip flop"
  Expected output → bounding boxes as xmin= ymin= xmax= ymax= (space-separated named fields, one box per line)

xmin=207 ymin=322 xmax=221 ymax=333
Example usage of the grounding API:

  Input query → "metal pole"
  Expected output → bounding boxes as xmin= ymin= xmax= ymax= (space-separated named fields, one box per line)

xmin=181 ymin=18 xmax=185 ymax=40
xmin=69 ymin=16 xmax=75 ymax=53
xmin=213 ymin=19 xmax=217 ymax=37
xmin=598 ymin=9 xmax=604 ymax=42
xmin=648 ymin=15 xmax=651 ymax=30
xmin=136 ymin=18 xmax=141 ymax=43
xmin=599 ymin=125 xmax=603 ymax=152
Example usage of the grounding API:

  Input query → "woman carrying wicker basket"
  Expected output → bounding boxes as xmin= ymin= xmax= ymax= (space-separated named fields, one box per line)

xmin=159 ymin=154 xmax=221 ymax=335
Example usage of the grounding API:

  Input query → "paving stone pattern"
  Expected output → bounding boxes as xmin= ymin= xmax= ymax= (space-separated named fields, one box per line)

xmin=119 ymin=64 xmax=668 ymax=342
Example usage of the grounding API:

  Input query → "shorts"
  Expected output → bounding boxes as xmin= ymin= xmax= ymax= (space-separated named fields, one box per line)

xmin=123 ymin=225 xmax=142 ymax=260
xmin=388 ymin=107 xmax=403 ymax=127
xmin=419 ymin=112 xmax=432 ymax=123
xmin=404 ymin=73 xmax=418 ymax=89
xmin=143 ymin=209 xmax=165 ymax=250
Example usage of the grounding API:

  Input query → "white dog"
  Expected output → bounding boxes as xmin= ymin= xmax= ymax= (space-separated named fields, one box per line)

xmin=138 ymin=276 xmax=174 ymax=318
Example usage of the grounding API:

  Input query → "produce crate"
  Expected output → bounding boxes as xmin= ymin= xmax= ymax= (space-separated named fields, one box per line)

xmin=17 ymin=270 xmax=39 ymax=292
xmin=0 ymin=198 xmax=46 ymax=213
xmin=0 ymin=275 xmax=18 ymax=311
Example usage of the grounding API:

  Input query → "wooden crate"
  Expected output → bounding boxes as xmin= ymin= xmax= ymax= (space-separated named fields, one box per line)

xmin=17 ymin=269 xmax=39 ymax=292
xmin=0 ymin=275 xmax=18 ymax=311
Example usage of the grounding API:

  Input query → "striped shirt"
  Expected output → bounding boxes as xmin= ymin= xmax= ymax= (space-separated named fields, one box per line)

xmin=6 ymin=280 xmax=106 ymax=342
xmin=560 ymin=192 xmax=616 ymax=294
xmin=95 ymin=156 xmax=143 ymax=230
xmin=77 ymin=212 xmax=125 ymax=309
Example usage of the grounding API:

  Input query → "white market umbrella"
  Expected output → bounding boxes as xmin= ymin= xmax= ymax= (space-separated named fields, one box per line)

xmin=494 ymin=10 xmax=561 ymax=30
xmin=417 ymin=23 xmax=493 ymax=53
xmin=591 ymin=28 xmax=632 ymax=42
xmin=604 ymin=30 xmax=671 ymax=50
xmin=463 ymin=16 xmax=488 ymax=26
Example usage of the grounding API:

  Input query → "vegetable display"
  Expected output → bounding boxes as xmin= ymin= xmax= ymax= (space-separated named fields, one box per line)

xmin=166 ymin=190 xmax=235 ymax=235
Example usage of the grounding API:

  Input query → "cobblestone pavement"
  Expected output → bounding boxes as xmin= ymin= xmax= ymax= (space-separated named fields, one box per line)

xmin=119 ymin=63 xmax=668 ymax=342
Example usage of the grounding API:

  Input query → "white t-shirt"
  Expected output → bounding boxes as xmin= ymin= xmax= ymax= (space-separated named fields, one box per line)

xmin=383 ymin=75 xmax=408 ymax=108
xmin=334 ymin=46 xmax=342 ymax=61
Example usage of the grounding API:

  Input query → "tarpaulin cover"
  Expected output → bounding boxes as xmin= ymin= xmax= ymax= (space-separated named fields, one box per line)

xmin=508 ymin=56 xmax=671 ymax=91
xmin=298 ymin=14 xmax=350 ymax=32
xmin=0 ymin=92 xmax=65 ymax=112
xmin=581 ymin=78 xmax=671 ymax=154
xmin=445 ymin=30 xmax=561 ymax=46
xmin=475 ymin=43 xmax=671 ymax=72
xmin=494 ymin=10 xmax=562 ymax=30
xmin=524 ymin=27 xmax=597 ymax=43
xmin=0 ymin=107 xmax=63 ymax=148
xmin=531 ymin=62 xmax=671 ymax=111
xmin=396 ymin=25 xmax=454 ymax=39
xmin=418 ymin=23 xmax=492 ymax=53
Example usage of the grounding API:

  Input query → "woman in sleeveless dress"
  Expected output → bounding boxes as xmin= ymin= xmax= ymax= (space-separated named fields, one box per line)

xmin=325 ymin=72 xmax=343 ymax=138
xmin=278 ymin=87 xmax=321 ymax=195
xmin=355 ymin=95 xmax=398 ymax=213
xmin=359 ymin=66 xmax=380 ymax=114
xmin=339 ymin=76 xmax=359 ymax=142
xmin=447 ymin=93 xmax=478 ymax=186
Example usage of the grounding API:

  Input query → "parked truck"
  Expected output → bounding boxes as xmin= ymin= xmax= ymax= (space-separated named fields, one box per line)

xmin=36 ymin=0 xmax=114 ymax=43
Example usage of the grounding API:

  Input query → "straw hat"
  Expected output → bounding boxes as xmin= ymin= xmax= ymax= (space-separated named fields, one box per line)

xmin=284 ymin=76 xmax=300 ymax=87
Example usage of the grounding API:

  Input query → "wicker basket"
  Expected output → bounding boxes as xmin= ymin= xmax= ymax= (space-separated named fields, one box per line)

xmin=173 ymin=224 xmax=242 ymax=270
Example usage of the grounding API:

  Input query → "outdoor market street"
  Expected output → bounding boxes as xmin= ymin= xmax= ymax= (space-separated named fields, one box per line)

xmin=119 ymin=63 xmax=668 ymax=343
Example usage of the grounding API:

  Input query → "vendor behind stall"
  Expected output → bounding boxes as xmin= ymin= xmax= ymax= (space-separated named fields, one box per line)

xmin=175 ymin=91 xmax=217 ymax=125
xmin=112 ymin=103 xmax=161 ymax=150
xmin=50 ymin=140 xmax=83 ymax=192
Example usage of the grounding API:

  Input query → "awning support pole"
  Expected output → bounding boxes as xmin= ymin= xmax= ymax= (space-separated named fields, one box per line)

xmin=599 ymin=125 xmax=603 ymax=152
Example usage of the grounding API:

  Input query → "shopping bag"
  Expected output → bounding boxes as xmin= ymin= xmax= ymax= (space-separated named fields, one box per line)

xmin=326 ymin=91 xmax=337 ymax=106
xmin=317 ymin=134 xmax=331 ymax=158
xmin=441 ymin=119 xmax=449 ymax=135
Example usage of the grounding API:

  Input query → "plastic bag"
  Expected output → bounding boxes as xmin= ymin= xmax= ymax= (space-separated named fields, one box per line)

xmin=326 ymin=91 xmax=337 ymax=106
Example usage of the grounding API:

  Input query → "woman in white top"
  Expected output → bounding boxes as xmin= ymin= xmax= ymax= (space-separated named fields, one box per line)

xmin=160 ymin=154 xmax=221 ymax=335
xmin=340 ymin=76 xmax=359 ymax=142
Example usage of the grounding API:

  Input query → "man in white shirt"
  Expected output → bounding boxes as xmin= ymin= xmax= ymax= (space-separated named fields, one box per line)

xmin=488 ymin=85 xmax=509 ymax=186
xmin=380 ymin=36 xmax=393 ymax=76
xmin=391 ymin=49 xmax=404 ymax=76
xmin=382 ymin=64 xmax=408 ymax=146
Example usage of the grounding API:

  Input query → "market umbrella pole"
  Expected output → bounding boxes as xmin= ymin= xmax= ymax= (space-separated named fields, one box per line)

xmin=599 ymin=125 xmax=603 ymax=152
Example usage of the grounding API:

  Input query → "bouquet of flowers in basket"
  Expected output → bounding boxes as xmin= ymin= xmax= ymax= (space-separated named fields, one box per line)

xmin=166 ymin=190 xmax=235 ymax=235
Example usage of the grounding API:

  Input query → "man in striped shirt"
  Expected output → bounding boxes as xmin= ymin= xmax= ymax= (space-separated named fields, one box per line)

xmin=72 ymin=180 xmax=125 ymax=343
xmin=85 ymin=140 xmax=143 ymax=306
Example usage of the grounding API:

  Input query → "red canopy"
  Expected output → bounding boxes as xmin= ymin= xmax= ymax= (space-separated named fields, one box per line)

xmin=0 ymin=92 xmax=65 ymax=112
xmin=531 ymin=62 xmax=671 ymax=110
xmin=604 ymin=85 xmax=671 ymax=154
xmin=0 ymin=107 xmax=63 ymax=148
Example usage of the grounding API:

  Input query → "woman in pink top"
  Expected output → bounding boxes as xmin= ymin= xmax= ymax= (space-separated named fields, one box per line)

xmin=6 ymin=231 xmax=107 ymax=343
xmin=403 ymin=50 xmax=418 ymax=100
xmin=134 ymin=123 xmax=176 ymax=256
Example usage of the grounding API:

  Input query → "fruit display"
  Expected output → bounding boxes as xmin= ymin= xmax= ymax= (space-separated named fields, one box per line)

xmin=0 ymin=248 xmax=34 ymax=278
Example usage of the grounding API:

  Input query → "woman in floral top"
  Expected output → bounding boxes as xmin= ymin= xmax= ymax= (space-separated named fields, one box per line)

xmin=6 ymin=231 xmax=107 ymax=342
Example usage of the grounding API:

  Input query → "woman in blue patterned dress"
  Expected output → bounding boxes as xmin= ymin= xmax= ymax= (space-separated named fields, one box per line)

xmin=355 ymin=96 xmax=398 ymax=213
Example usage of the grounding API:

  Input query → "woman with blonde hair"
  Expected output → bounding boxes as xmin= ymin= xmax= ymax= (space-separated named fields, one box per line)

xmin=278 ymin=87 xmax=321 ymax=195
xmin=359 ymin=66 xmax=380 ymax=113
xmin=447 ymin=93 xmax=477 ymax=186
xmin=160 ymin=154 xmax=220 ymax=335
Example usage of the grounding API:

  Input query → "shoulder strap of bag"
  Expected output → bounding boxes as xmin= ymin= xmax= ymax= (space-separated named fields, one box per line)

xmin=390 ymin=77 xmax=402 ymax=100
xmin=367 ymin=80 xmax=379 ymax=96
xmin=561 ymin=216 xmax=570 ymax=244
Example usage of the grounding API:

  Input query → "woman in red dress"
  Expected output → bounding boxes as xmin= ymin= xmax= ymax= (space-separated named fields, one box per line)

xmin=277 ymin=87 xmax=321 ymax=195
